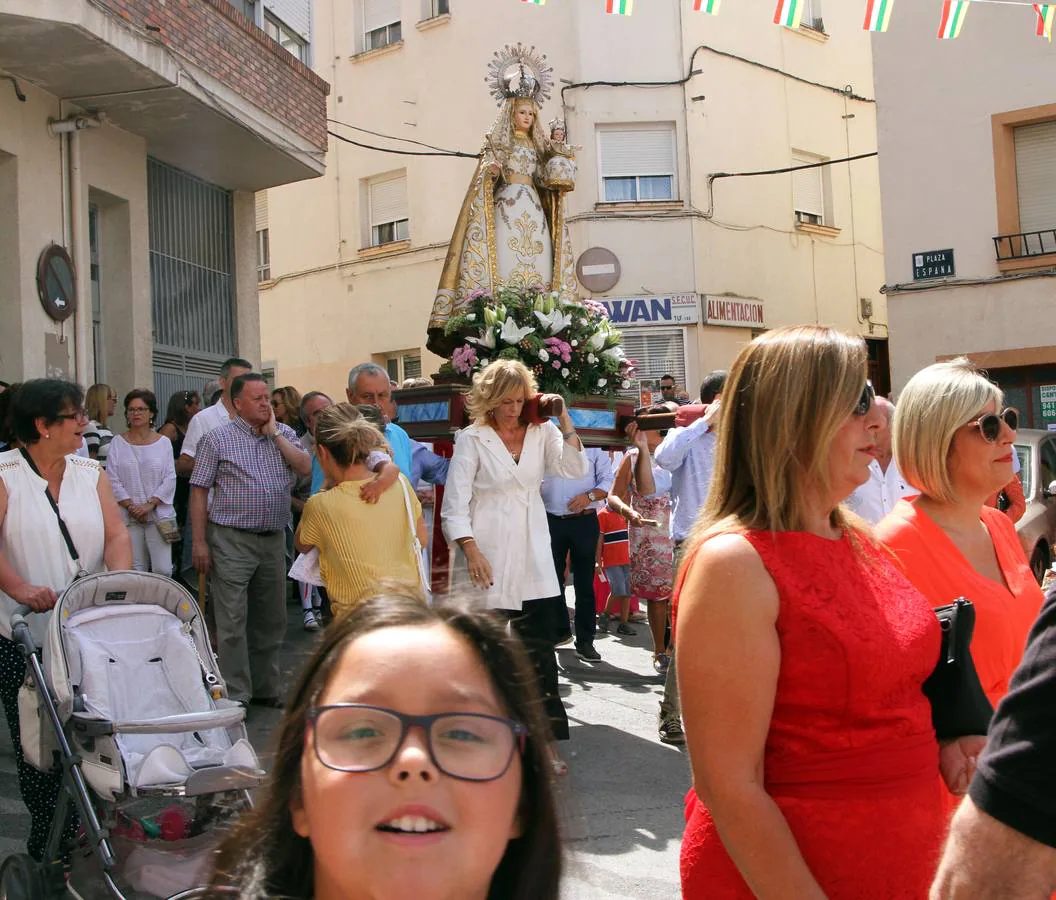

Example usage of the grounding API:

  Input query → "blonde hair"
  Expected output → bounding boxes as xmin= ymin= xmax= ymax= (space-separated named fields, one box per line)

xmin=85 ymin=383 xmax=113 ymax=422
xmin=272 ymin=385 xmax=302 ymax=428
xmin=314 ymin=403 xmax=386 ymax=468
xmin=465 ymin=360 xmax=538 ymax=426
xmin=686 ymin=325 xmax=869 ymax=556
xmin=893 ymin=358 xmax=1003 ymax=503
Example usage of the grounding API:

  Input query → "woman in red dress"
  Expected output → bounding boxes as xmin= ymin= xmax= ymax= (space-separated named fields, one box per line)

xmin=674 ymin=326 xmax=984 ymax=899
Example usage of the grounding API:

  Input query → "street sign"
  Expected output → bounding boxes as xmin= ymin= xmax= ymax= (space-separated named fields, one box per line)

xmin=912 ymin=249 xmax=955 ymax=281
xmin=1040 ymin=384 xmax=1056 ymax=420
xmin=703 ymin=295 xmax=765 ymax=328
xmin=600 ymin=293 xmax=699 ymax=327
xmin=576 ymin=247 xmax=622 ymax=293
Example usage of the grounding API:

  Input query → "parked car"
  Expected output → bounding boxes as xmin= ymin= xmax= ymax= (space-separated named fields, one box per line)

xmin=1014 ymin=429 xmax=1056 ymax=583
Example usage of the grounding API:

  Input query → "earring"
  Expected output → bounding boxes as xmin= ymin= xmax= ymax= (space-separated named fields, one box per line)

xmin=44 ymin=433 xmax=50 ymax=439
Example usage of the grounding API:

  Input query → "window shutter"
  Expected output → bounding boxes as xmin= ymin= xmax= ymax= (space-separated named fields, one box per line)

xmin=369 ymin=176 xmax=408 ymax=226
xmin=792 ymin=157 xmax=824 ymax=218
xmin=617 ymin=328 xmax=687 ymax=394
xmin=1015 ymin=121 xmax=1056 ymax=234
xmin=255 ymin=192 xmax=268 ymax=231
xmin=599 ymin=129 xmax=675 ymax=177
xmin=363 ymin=0 xmax=400 ymax=31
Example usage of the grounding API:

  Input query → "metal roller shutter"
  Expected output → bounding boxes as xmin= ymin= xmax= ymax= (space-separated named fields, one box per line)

xmin=618 ymin=328 xmax=688 ymax=395
xmin=369 ymin=175 xmax=408 ymax=227
xmin=599 ymin=128 xmax=675 ymax=178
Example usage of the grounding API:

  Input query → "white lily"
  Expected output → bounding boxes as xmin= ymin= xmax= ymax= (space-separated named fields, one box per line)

xmin=588 ymin=328 xmax=608 ymax=352
xmin=499 ymin=317 xmax=535 ymax=344
xmin=467 ymin=327 xmax=497 ymax=350
xmin=534 ymin=308 xmax=574 ymax=335
xmin=602 ymin=347 xmax=625 ymax=363
xmin=483 ymin=306 xmax=499 ymax=327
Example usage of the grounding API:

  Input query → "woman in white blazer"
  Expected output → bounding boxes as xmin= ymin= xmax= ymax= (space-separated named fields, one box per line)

xmin=442 ymin=360 xmax=587 ymax=771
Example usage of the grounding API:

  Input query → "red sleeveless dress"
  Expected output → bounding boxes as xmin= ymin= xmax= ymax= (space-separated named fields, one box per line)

xmin=676 ymin=531 xmax=947 ymax=899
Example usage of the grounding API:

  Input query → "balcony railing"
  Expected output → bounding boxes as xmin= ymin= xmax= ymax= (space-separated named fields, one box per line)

xmin=994 ymin=229 xmax=1056 ymax=261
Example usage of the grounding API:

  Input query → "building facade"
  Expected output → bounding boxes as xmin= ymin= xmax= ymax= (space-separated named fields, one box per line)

xmin=874 ymin=1 xmax=1056 ymax=427
xmin=260 ymin=0 xmax=887 ymax=400
xmin=0 ymin=0 xmax=327 ymax=405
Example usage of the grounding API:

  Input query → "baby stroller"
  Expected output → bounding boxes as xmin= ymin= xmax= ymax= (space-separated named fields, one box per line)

xmin=1 ymin=571 xmax=265 ymax=899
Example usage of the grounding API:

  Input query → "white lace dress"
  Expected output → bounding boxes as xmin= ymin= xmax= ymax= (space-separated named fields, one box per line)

xmin=494 ymin=136 xmax=553 ymax=289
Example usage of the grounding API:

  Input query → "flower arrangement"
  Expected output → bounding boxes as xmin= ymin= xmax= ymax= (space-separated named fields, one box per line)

xmin=443 ymin=285 xmax=635 ymax=399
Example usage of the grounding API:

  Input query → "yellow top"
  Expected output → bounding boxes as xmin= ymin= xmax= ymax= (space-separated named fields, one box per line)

xmin=299 ymin=476 xmax=423 ymax=614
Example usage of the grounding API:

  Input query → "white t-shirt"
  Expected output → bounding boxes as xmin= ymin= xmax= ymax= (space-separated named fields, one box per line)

xmin=181 ymin=401 xmax=234 ymax=460
xmin=845 ymin=457 xmax=916 ymax=526
xmin=0 ymin=450 xmax=105 ymax=643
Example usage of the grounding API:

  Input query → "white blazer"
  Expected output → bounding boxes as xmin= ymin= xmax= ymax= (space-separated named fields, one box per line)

xmin=442 ymin=421 xmax=587 ymax=611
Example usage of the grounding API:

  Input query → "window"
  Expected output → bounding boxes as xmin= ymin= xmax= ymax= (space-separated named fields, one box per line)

xmin=993 ymin=104 xmax=1056 ymax=265
xmin=363 ymin=0 xmax=402 ymax=50
xmin=264 ymin=12 xmax=307 ymax=62
xmin=618 ymin=328 xmax=687 ymax=396
xmin=423 ymin=0 xmax=449 ymax=17
xmin=1014 ymin=121 xmax=1056 ymax=252
xmin=598 ymin=126 xmax=677 ymax=203
xmin=801 ymin=0 xmax=825 ymax=32
xmin=256 ymin=229 xmax=271 ymax=282
xmin=792 ymin=152 xmax=833 ymax=227
xmin=385 ymin=353 xmax=423 ymax=383
xmin=368 ymin=175 xmax=409 ymax=247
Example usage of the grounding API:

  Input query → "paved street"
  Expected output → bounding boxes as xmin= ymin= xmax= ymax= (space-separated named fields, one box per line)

xmin=0 ymin=591 xmax=687 ymax=897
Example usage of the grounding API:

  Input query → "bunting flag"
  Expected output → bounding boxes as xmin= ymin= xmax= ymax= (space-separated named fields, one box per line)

xmin=520 ymin=0 xmax=545 ymax=4
xmin=1035 ymin=3 xmax=1056 ymax=39
xmin=863 ymin=0 xmax=893 ymax=32
xmin=605 ymin=0 xmax=634 ymax=13
xmin=693 ymin=0 xmax=722 ymax=13
xmin=937 ymin=0 xmax=968 ymax=38
xmin=773 ymin=0 xmax=804 ymax=29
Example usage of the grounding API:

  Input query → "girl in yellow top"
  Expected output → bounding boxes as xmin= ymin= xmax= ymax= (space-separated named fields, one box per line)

xmin=296 ymin=404 xmax=426 ymax=616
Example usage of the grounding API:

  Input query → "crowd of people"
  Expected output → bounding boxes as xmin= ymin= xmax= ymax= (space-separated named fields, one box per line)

xmin=1 ymin=323 xmax=1056 ymax=898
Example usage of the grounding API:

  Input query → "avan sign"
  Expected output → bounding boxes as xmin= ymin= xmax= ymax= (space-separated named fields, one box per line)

xmin=599 ymin=293 xmax=699 ymax=327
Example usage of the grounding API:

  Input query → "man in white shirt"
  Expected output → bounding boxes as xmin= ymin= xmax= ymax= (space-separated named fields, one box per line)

xmin=174 ymin=357 xmax=253 ymax=578
xmin=845 ymin=396 xmax=915 ymax=525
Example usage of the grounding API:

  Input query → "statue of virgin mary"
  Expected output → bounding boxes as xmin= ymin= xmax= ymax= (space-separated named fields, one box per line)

xmin=427 ymin=45 xmax=578 ymax=356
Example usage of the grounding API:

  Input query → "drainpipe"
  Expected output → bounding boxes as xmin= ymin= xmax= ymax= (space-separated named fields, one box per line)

xmin=49 ymin=113 xmax=102 ymax=384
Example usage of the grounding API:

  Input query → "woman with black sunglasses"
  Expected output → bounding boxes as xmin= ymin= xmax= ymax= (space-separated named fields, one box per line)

xmin=203 ymin=587 xmax=561 ymax=900
xmin=877 ymin=358 xmax=1044 ymax=715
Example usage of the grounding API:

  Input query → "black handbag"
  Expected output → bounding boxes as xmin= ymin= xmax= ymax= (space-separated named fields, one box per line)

xmin=922 ymin=597 xmax=993 ymax=741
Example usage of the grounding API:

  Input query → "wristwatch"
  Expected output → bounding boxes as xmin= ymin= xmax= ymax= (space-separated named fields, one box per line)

xmin=586 ymin=489 xmax=599 ymax=502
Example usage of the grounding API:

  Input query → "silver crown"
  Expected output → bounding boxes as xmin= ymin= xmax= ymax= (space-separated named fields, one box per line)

xmin=486 ymin=44 xmax=554 ymax=106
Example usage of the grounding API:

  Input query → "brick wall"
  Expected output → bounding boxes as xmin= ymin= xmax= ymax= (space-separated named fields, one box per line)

xmin=95 ymin=0 xmax=329 ymax=150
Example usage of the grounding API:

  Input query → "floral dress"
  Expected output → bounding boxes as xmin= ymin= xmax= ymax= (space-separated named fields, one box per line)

xmin=627 ymin=448 xmax=675 ymax=601
xmin=494 ymin=135 xmax=552 ymax=289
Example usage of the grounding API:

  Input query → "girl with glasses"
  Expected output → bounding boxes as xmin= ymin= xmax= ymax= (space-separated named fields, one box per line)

xmin=106 ymin=389 xmax=178 ymax=576
xmin=877 ymin=359 xmax=1043 ymax=717
xmin=204 ymin=588 xmax=561 ymax=900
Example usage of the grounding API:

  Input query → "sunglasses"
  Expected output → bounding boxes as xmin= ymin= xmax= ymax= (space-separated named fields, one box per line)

xmin=853 ymin=381 xmax=876 ymax=417
xmin=970 ymin=408 xmax=1018 ymax=443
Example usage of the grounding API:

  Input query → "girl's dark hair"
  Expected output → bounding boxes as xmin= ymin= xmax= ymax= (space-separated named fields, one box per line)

xmin=123 ymin=389 xmax=158 ymax=424
xmin=10 ymin=379 xmax=84 ymax=446
xmin=207 ymin=589 xmax=562 ymax=900
xmin=164 ymin=390 xmax=200 ymax=429
xmin=0 ymin=383 xmax=23 ymax=446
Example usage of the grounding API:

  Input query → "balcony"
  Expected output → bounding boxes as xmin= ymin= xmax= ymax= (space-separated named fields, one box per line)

xmin=994 ymin=228 xmax=1056 ymax=272
xmin=0 ymin=0 xmax=329 ymax=191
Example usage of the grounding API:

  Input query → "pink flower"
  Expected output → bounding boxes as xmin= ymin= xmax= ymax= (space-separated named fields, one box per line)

xmin=452 ymin=345 xmax=478 ymax=375
xmin=552 ymin=360 xmax=561 ymax=369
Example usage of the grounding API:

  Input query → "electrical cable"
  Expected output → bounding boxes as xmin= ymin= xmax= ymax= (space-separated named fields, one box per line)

xmin=882 ymin=267 xmax=1056 ymax=293
xmin=560 ymin=43 xmax=874 ymax=117
xmin=709 ymin=151 xmax=878 ymax=183
xmin=327 ymin=130 xmax=477 ymax=157
xmin=326 ymin=119 xmax=474 ymax=155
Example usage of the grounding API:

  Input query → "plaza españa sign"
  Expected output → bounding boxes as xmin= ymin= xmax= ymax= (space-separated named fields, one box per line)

xmin=912 ymin=249 xmax=955 ymax=281
xmin=600 ymin=293 xmax=700 ymax=327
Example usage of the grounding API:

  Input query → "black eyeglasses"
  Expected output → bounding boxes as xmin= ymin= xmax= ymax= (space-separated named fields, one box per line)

xmin=970 ymin=408 xmax=1018 ymax=442
xmin=307 ymin=704 xmax=527 ymax=783
xmin=853 ymin=381 xmax=876 ymax=417
xmin=55 ymin=408 xmax=89 ymax=422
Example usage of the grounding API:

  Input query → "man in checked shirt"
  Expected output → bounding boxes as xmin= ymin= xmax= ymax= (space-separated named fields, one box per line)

xmin=190 ymin=373 xmax=311 ymax=707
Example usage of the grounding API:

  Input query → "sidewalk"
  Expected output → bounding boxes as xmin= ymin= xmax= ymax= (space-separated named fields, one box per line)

xmin=0 ymin=593 xmax=688 ymax=897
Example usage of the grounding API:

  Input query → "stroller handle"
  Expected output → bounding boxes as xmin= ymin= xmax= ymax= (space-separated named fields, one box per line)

xmin=9 ymin=604 xmax=38 ymax=653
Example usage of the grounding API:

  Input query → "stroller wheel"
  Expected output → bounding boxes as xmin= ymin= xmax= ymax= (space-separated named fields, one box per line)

xmin=0 ymin=854 xmax=46 ymax=900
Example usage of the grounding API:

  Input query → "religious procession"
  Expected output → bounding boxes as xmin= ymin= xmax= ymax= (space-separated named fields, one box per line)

xmin=2 ymin=0 xmax=1056 ymax=897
